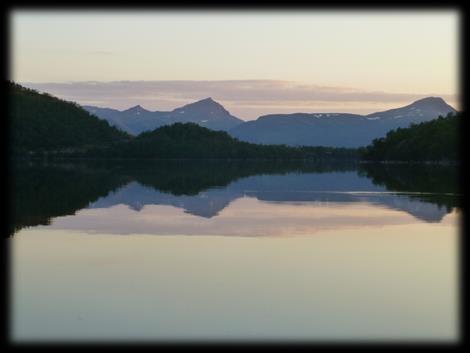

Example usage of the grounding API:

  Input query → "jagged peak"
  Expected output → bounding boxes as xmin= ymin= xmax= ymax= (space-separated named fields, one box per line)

xmin=174 ymin=97 xmax=227 ymax=112
xmin=190 ymin=97 xmax=220 ymax=105
xmin=123 ymin=104 xmax=149 ymax=113
xmin=200 ymin=97 xmax=214 ymax=102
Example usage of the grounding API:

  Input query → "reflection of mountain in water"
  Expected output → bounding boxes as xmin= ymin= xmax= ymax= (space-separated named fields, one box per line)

xmin=9 ymin=160 xmax=460 ymax=236
xmin=89 ymin=181 xmax=236 ymax=218
xmin=353 ymin=193 xmax=455 ymax=223
xmin=89 ymin=171 xmax=456 ymax=223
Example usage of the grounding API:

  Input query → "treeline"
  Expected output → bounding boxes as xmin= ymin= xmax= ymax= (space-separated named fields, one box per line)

xmin=21 ymin=122 xmax=360 ymax=160
xmin=8 ymin=81 xmax=462 ymax=162
xmin=360 ymin=112 xmax=460 ymax=162
xmin=9 ymin=81 xmax=358 ymax=160
xmin=79 ymin=123 xmax=359 ymax=160
xmin=9 ymin=81 xmax=130 ymax=154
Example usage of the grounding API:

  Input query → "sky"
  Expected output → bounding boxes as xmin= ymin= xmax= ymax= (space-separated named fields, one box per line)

xmin=11 ymin=10 xmax=459 ymax=120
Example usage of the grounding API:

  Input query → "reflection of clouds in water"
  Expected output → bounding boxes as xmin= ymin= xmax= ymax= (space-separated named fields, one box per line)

xmin=45 ymin=197 xmax=457 ymax=237
xmin=439 ymin=209 xmax=461 ymax=226
xmin=12 ymin=223 xmax=458 ymax=341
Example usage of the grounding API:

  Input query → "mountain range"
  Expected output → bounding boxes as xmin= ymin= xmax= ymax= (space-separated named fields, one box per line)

xmin=84 ymin=96 xmax=456 ymax=147
xmin=83 ymin=97 xmax=243 ymax=135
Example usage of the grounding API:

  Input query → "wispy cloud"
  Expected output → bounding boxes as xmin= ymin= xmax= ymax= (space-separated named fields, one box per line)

xmin=20 ymin=80 xmax=458 ymax=120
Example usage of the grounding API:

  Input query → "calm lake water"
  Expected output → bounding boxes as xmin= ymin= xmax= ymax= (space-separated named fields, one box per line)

xmin=9 ymin=160 xmax=461 ymax=343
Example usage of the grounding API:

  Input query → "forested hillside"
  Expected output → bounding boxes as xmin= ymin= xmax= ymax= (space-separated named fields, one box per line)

xmin=9 ymin=82 xmax=130 ymax=154
xmin=78 ymin=123 xmax=359 ymax=160
xmin=360 ymin=112 xmax=460 ymax=162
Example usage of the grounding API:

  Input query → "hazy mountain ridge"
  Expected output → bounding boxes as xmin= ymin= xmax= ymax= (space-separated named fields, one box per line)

xmin=83 ymin=97 xmax=243 ymax=135
xmin=365 ymin=97 xmax=455 ymax=120
xmin=85 ymin=96 xmax=456 ymax=147
xmin=229 ymin=97 xmax=456 ymax=147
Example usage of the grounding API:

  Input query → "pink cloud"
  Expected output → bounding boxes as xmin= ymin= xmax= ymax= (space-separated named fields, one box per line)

xmin=20 ymin=80 xmax=458 ymax=120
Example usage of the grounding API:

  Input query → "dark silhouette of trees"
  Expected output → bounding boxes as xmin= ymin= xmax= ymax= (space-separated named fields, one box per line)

xmin=9 ymin=81 xmax=130 ymax=155
xmin=9 ymin=81 xmax=359 ymax=160
xmin=360 ymin=112 xmax=460 ymax=162
xmin=65 ymin=122 xmax=360 ymax=160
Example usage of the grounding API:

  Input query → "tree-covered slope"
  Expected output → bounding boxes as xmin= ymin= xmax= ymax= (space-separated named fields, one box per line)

xmin=85 ymin=122 xmax=359 ymax=160
xmin=360 ymin=112 xmax=460 ymax=162
xmin=8 ymin=81 xmax=358 ymax=160
xmin=9 ymin=82 xmax=130 ymax=153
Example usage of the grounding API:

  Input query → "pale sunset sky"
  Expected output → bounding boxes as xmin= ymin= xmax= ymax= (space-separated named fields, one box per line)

xmin=11 ymin=10 xmax=459 ymax=119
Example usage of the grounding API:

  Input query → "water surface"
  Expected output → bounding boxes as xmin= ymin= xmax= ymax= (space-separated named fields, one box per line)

xmin=9 ymin=161 xmax=460 ymax=342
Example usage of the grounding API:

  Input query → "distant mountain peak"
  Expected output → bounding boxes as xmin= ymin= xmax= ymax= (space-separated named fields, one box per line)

xmin=124 ymin=104 xmax=148 ymax=113
xmin=412 ymin=96 xmax=445 ymax=104
xmin=174 ymin=97 xmax=228 ymax=113
xmin=189 ymin=97 xmax=220 ymax=106
xmin=229 ymin=96 xmax=457 ymax=148
xmin=409 ymin=96 xmax=455 ymax=111
xmin=83 ymin=96 xmax=243 ymax=134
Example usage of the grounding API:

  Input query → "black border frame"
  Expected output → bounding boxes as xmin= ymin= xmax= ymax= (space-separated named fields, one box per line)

xmin=2 ymin=1 xmax=467 ymax=351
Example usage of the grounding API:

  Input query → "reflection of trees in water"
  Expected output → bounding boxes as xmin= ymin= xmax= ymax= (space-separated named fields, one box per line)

xmin=8 ymin=162 xmax=130 ymax=236
xmin=9 ymin=160 xmax=358 ymax=236
xmin=129 ymin=160 xmax=358 ymax=196
xmin=9 ymin=159 xmax=459 ymax=236
xmin=358 ymin=163 xmax=460 ymax=212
